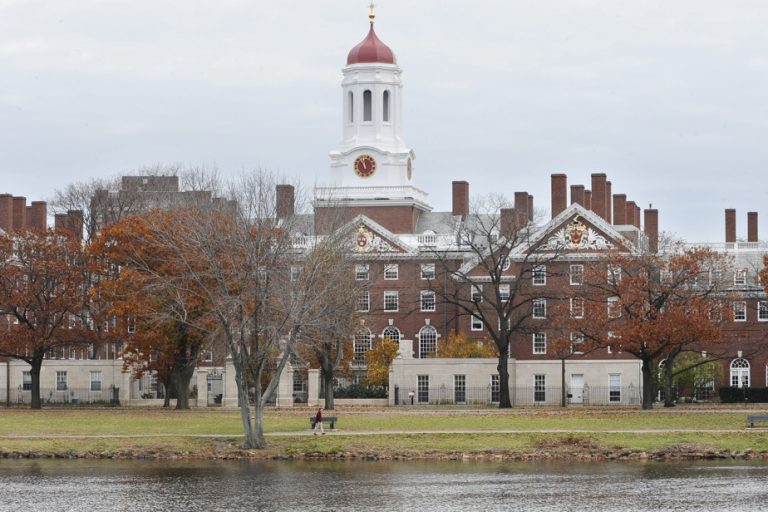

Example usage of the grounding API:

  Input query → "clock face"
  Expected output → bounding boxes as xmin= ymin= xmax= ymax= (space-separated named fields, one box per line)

xmin=407 ymin=158 xmax=412 ymax=180
xmin=354 ymin=154 xmax=377 ymax=178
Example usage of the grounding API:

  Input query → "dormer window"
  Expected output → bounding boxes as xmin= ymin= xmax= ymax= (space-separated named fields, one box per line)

xmin=363 ymin=90 xmax=372 ymax=122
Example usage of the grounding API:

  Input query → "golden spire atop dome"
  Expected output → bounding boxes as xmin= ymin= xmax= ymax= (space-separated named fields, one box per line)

xmin=368 ymin=1 xmax=375 ymax=24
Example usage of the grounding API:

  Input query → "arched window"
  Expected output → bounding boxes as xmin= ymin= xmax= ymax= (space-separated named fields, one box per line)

xmin=382 ymin=90 xmax=390 ymax=122
xmin=354 ymin=329 xmax=371 ymax=362
xmin=418 ymin=325 xmax=438 ymax=359
xmin=730 ymin=358 xmax=750 ymax=388
xmin=363 ymin=90 xmax=372 ymax=122
xmin=382 ymin=326 xmax=400 ymax=344
xmin=348 ymin=91 xmax=354 ymax=123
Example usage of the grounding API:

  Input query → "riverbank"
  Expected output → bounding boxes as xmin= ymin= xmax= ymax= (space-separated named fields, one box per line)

xmin=1 ymin=407 xmax=767 ymax=462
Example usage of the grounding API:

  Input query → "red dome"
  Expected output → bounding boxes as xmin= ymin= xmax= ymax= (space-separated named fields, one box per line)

xmin=346 ymin=24 xmax=396 ymax=65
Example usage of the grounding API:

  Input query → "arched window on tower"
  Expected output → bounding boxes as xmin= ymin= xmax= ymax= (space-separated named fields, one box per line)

xmin=382 ymin=326 xmax=400 ymax=344
xmin=348 ymin=91 xmax=354 ymax=123
xmin=383 ymin=90 xmax=390 ymax=122
xmin=418 ymin=325 xmax=437 ymax=359
xmin=363 ymin=90 xmax=372 ymax=122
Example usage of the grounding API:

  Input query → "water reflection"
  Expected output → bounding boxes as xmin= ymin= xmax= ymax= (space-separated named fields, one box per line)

xmin=1 ymin=459 xmax=767 ymax=511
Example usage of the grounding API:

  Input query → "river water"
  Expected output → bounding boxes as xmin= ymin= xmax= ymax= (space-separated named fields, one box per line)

xmin=1 ymin=459 xmax=767 ymax=511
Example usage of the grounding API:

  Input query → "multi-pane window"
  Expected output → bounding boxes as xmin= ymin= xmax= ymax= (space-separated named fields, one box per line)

xmin=499 ymin=284 xmax=510 ymax=301
xmin=490 ymin=375 xmax=500 ymax=403
xmin=533 ymin=374 xmax=546 ymax=403
xmin=418 ymin=326 xmax=438 ymax=358
xmin=420 ymin=264 xmax=435 ymax=280
xmin=501 ymin=257 xmax=511 ymax=272
xmin=90 ymin=371 xmax=102 ymax=392
xmin=532 ymin=298 xmax=546 ymax=319
xmin=203 ymin=350 xmax=213 ymax=362
xmin=730 ymin=358 xmax=750 ymax=388
xmin=357 ymin=291 xmax=370 ymax=312
xmin=384 ymin=291 xmax=399 ymax=311
xmin=607 ymin=265 xmax=622 ymax=284
xmin=759 ymin=301 xmax=768 ymax=322
xmin=454 ymin=375 xmax=466 ymax=403
xmin=532 ymin=332 xmax=547 ymax=354
xmin=382 ymin=326 xmax=400 ymax=344
xmin=532 ymin=265 xmax=546 ymax=286
xmin=570 ymin=297 xmax=584 ymax=319
xmin=56 ymin=371 xmax=68 ymax=391
xmin=354 ymin=330 xmax=372 ymax=362
xmin=420 ymin=290 xmax=436 ymax=312
xmin=290 ymin=266 xmax=301 ymax=281
xmin=471 ymin=285 xmax=483 ymax=303
xmin=710 ymin=269 xmax=723 ymax=286
xmin=570 ymin=264 xmax=584 ymax=285
xmin=418 ymin=375 xmax=429 ymax=403
xmin=734 ymin=301 xmax=747 ymax=322
xmin=127 ymin=317 xmax=136 ymax=334
xmin=607 ymin=297 xmax=621 ymax=318
xmin=571 ymin=332 xmax=585 ymax=354
xmin=384 ymin=264 xmax=399 ymax=280
xmin=355 ymin=264 xmax=369 ymax=280
xmin=609 ymin=374 xmax=621 ymax=402
xmin=734 ymin=269 xmax=747 ymax=286
xmin=22 ymin=371 xmax=31 ymax=391
xmin=471 ymin=315 xmax=483 ymax=331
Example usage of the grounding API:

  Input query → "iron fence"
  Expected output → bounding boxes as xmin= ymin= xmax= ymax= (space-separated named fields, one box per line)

xmin=8 ymin=385 xmax=120 ymax=405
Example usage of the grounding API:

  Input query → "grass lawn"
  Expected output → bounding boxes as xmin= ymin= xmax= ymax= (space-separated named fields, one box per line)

xmin=0 ymin=406 xmax=766 ymax=459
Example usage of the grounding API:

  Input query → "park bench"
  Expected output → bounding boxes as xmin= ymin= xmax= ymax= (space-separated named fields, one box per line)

xmin=747 ymin=415 xmax=768 ymax=428
xmin=309 ymin=416 xmax=338 ymax=429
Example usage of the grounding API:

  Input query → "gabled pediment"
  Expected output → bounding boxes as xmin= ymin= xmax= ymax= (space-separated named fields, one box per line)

xmin=339 ymin=215 xmax=416 ymax=255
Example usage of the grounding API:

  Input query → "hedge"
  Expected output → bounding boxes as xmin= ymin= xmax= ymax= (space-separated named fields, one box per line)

xmin=718 ymin=387 xmax=768 ymax=403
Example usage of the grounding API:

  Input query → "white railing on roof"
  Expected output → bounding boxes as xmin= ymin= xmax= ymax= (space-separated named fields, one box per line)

xmin=314 ymin=185 xmax=429 ymax=205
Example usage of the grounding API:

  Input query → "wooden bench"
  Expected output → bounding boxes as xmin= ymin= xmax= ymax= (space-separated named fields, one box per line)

xmin=309 ymin=416 xmax=338 ymax=429
xmin=747 ymin=415 xmax=768 ymax=428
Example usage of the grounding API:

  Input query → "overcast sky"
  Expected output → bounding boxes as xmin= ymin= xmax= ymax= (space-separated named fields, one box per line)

xmin=2 ymin=1 xmax=767 ymax=242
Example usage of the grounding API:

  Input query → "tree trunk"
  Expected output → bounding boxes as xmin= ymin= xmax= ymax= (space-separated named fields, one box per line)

xmin=173 ymin=346 xmax=199 ymax=410
xmin=641 ymin=357 xmax=655 ymax=410
xmin=163 ymin=378 xmax=172 ymax=408
xmin=323 ymin=371 xmax=335 ymax=410
xmin=663 ymin=352 xmax=678 ymax=408
xmin=497 ymin=343 xmax=512 ymax=408
xmin=560 ymin=358 xmax=567 ymax=408
xmin=30 ymin=355 xmax=43 ymax=410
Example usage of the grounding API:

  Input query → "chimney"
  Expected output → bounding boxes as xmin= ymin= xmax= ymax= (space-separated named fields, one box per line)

xmin=275 ymin=184 xmax=295 ymax=219
xmin=725 ymin=209 xmax=736 ymax=243
xmin=12 ymin=197 xmax=27 ymax=232
xmin=613 ymin=194 xmax=627 ymax=225
xmin=500 ymin=208 xmax=515 ymax=238
xmin=66 ymin=210 xmax=84 ymax=240
xmin=0 ymin=194 xmax=12 ymax=233
xmin=527 ymin=194 xmax=534 ymax=221
xmin=626 ymin=201 xmax=638 ymax=228
xmin=644 ymin=209 xmax=658 ymax=253
xmin=514 ymin=191 xmax=529 ymax=228
xmin=550 ymin=174 xmax=567 ymax=219
xmin=452 ymin=181 xmax=469 ymax=219
xmin=570 ymin=185 xmax=585 ymax=207
xmin=591 ymin=173 xmax=607 ymax=221
xmin=584 ymin=190 xmax=592 ymax=211
xmin=605 ymin=181 xmax=612 ymax=224
xmin=748 ymin=212 xmax=758 ymax=243
xmin=635 ymin=205 xmax=641 ymax=229
xmin=29 ymin=201 xmax=47 ymax=231
xmin=54 ymin=213 xmax=68 ymax=234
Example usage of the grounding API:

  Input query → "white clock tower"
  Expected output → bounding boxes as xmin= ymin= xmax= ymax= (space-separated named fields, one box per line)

xmin=317 ymin=5 xmax=430 ymax=213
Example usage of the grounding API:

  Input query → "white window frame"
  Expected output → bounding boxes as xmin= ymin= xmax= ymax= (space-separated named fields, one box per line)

xmin=499 ymin=284 xmax=510 ymax=302
xmin=533 ymin=374 xmax=546 ymax=403
xmin=203 ymin=350 xmax=213 ymax=362
xmin=607 ymin=296 xmax=621 ymax=318
xmin=571 ymin=332 xmax=585 ymax=354
xmin=532 ymin=265 xmax=546 ymax=286
xmin=532 ymin=332 xmax=547 ymax=354
xmin=56 ymin=371 xmax=68 ymax=391
xmin=734 ymin=269 xmax=747 ymax=286
xmin=501 ymin=257 xmax=511 ymax=272
xmin=384 ymin=264 xmax=399 ymax=280
xmin=290 ymin=266 xmax=301 ymax=282
xmin=357 ymin=291 xmax=370 ymax=312
xmin=607 ymin=265 xmax=622 ymax=284
xmin=22 ymin=371 xmax=31 ymax=391
xmin=420 ymin=290 xmax=436 ymax=312
xmin=354 ymin=330 xmax=372 ymax=362
xmin=454 ymin=374 xmax=466 ymax=404
xmin=384 ymin=291 xmax=399 ymax=312
xmin=734 ymin=301 xmax=747 ymax=322
xmin=609 ymin=373 xmax=621 ymax=403
xmin=758 ymin=301 xmax=768 ymax=322
xmin=420 ymin=263 xmax=435 ymax=280
xmin=471 ymin=315 xmax=483 ymax=331
xmin=570 ymin=297 xmax=584 ymax=319
xmin=471 ymin=284 xmax=483 ymax=303
xmin=730 ymin=358 xmax=750 ymax=388
xmin=532 ymin=298 xmax=546 ymax=319
xmin=382 ymin=326 xmax=401 ymax=344
xmin=570 ymin=264 xmax=583 ymax=285
xmin=355 ymin=264 xmax=369 ymax=281
xmin=418 ymin=325 xmax=438 ymax=358
xmin=90 ymin=371 xmax=102 ymax=392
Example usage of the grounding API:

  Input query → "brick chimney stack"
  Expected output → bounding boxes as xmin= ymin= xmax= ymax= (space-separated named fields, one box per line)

xmin=527 ymin=194 xmax=534 ymax=221
xmin=591 ymin=173 xmax=607 ymax=221
xmin=275 ymin=184 xmax=295 ymax=219
xmin=500 ymin=208 xmax=515 ymax=238
xmin=613 ymin=194 xmax=627 ymax=225
xmin=725 ymin=209 xmax=736 ymax=243
xmin=452 ymin=181 xmax=469 ymax=219
xmin=605 ymin=181 xmax=613 ymax=224
xmin=748 ymin=212 xmax=758 ymax=243
xmin=584 ymin=190 xmax=592 ymax=211
xmin=29 ymin=201 xmax=47 ymax=231
xmin=644 ymin=209 xmax=659 ymax=253
xmin=12 ymin=196 xmax=26 ymax=232
xmin=570 ymin=185 xmax=585 ymax=207
xmin=550 ymin=174 xmax=567 ymax=219
xmin=514 ymin=191 xmax=529 ymax=228
xmin=626 ymin=201 xmax=638 ymax=228
xmin=0 ymin=194 xmax=12 ymax=233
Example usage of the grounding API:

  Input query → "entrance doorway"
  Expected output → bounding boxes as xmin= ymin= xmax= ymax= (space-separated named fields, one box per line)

xmin=570 ymin=374 xmax=584 ymax=404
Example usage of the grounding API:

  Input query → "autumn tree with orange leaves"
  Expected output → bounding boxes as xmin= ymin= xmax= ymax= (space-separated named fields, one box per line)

xmin=0 ymin=229 xmax=107 ymax=409
xmin=564 ymin=242 xmax=732 ymax=409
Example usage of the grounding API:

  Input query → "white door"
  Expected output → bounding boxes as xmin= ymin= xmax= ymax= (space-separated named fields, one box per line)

xmin=570 ymin=374 xmax=584 ymax=404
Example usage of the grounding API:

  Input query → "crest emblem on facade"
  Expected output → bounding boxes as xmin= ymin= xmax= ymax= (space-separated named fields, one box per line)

xmin=567 ymin=217 xmax=587 ymax=246
xmin=542 ymin=215 xmax=614 ymax=250
xmin=353 ymin=223 xmax=394 ymax=253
